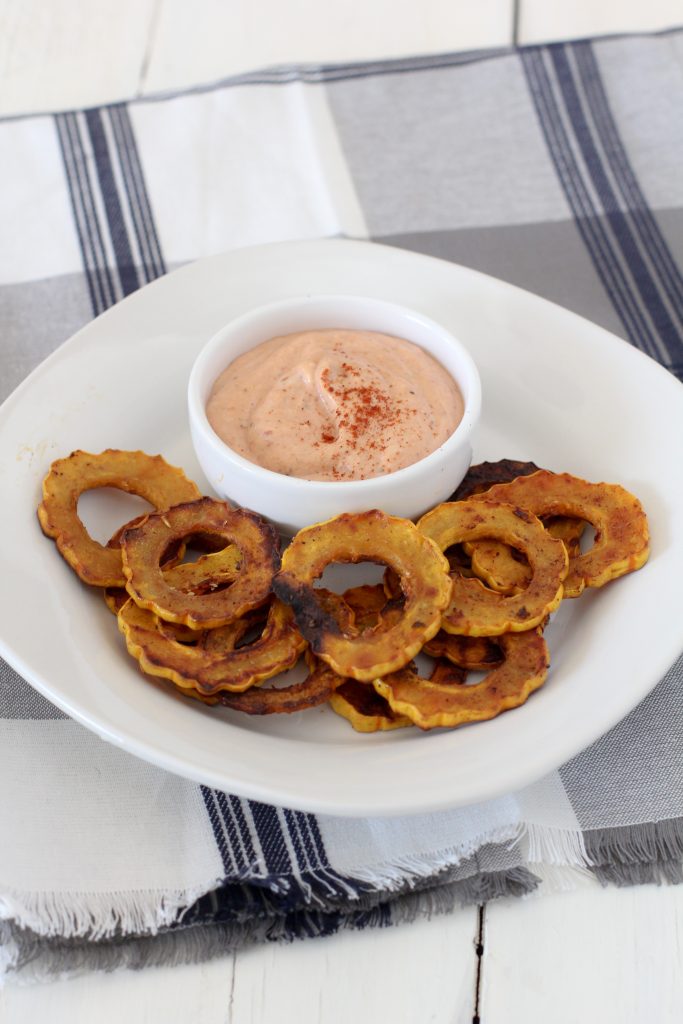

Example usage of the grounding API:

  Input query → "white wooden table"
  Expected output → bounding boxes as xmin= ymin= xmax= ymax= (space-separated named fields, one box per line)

xmin=2 ymin=1 xmax=682 ymax=1019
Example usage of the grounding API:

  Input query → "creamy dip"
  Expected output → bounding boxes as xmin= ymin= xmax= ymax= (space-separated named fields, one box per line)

xmin=206 ymin=329 xmax=464 ymax=481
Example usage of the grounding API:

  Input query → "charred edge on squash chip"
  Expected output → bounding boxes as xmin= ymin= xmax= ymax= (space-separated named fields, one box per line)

xmin=450 ymin=460 xmax=543 ymax=502
xmin=335 ymin=680 xmax=395 ymax=718
xmin=272 ymin=575 xmax=343 ymax=639
xmin=215 ymin=665 xmax=338 ymax=715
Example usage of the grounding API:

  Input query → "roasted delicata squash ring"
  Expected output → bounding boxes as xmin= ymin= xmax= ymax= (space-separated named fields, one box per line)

xmin=118 ymin=597 xmax=305 ymax=695
xmin=103 ymin=519 xmax=240 ymax=616
xmin=326 ymin=584 xmax=413 ymax=732
xmin=382 ymin=556 xmax=477 ymax=602
xmin=463 ymin=539 xmax=527 ymax=596
xmin=156 ymin=544 xmax=242 ymax=595
xmin=340 ymin=584 xmax=396 ymax=623
xmin=450 ymin=459 xmax=542 ymax=501
xmin=423 ymin=631 xmax=503 ymax=671
xmin=452 ymin=460 xmax=583 ymax=595
xmin=109 ymin=515 xmax=187 ymax=567
xmin=340 ymin=583 xmax=405 ymax=632
xmin=273 ymin=510 xmax=452 ymax=682
xmin=303 ymin=584 xmax=405 ymax=638
xmin=329 ymin=680 xmax=413 ymax=732
xmin=198 ymin=603 xmax=270 ymax=653
xmin=121 ymin=497 xmax=279 ymax=629
xmin=330 ymin=656 xmax=467 ymax=733
xmin=417 ymin=499 xmax=567 ymax=636
xmin=142 ymin=550 xmax=250 ymax=642
xmin=428 ymin=660 xmax=469 ymax=685
xmin=374 ymin=629 xmax=549 ymax=730
xmin=465 ymin=516 xmax=586 ymax=596
xmin=104 ymin=586 xmax=132 ymax=616
xmin=545 ymin=516 xmax=587 ymax=554
xmin=184 ymin=651 xmax=342 ymax=713
xmin=473 ymin=471 xmax=650 ymax=598
xmin=37 ymin=449 xmax=201 ymax=587
xmin=216 ymin=652 xmax=342 ymax=715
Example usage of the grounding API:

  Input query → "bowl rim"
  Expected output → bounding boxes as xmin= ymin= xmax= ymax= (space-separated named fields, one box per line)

xmin=187 ymin=293 xmax=482 ymax=492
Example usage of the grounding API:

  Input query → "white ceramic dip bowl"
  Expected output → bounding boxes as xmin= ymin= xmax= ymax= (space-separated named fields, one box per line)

xmin=188 ymin=295 xmax=481 ymax=534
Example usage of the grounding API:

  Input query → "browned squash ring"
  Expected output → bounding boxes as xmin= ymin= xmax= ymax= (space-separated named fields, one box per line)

xmin=215 ymin=652 xmax=341 ymax=715
xmin=118 ymin=596 xmax=305 ymax=695
xmin=104 ymin=519 xmax=241 ymax=617
xmin=473 ymin=471 xmax=650 ymax=598
xmin=121 ymin=497 xmax=279 ymax=629
xmin=325 ymin=584 xmax=412 ymax=731
xmin=273 ymin=510 xmax=452 ymax=682
xmin=335 ymin=583 xmax=406 ymax=633
xmin=423 ymin=631 xmax=503 ymax=670
xmin=464 ymin=515 xmax=586 ymax=596
xmin=417 ymin=499 xmax=567 ymax=636
xmin=322 ymin=586 xmax=462 ymax=732
xmin=449 ymin=459 xmax=543 ymax=500
xmin=329 ymin=656 xmax=468 ymax=733
xmin=37 ymin=449 xmax=202 ymax=587
xmin=329 ymin=679 xmax=413 ymax=732
xmin=339 ymin=584 xmax=395 ymax=624
xmin=374 ymin=629 xmax=549 ymax=730
xmin=450 ymin=460 xmax=584 ymax=596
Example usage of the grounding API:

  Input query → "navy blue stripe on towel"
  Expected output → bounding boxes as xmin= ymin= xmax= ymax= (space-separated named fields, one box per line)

xmin=248 ymin=801 xmax=295 ymax=876
xmin=570 ymin=42 xmax=683 ymax=344
xmin=56 ymin=105 xmax=167 ymax=314
xmin=201 ymin=787 xmax=362 ymax=906
xmin=55 ymin=112 xmax=118 ymax=315
xmin=574 ymin=43 xmax=683 ymax=310
xmin=201 ymin=787 xmax=237 ymax=876
xmin=107 ymin=104 xmax=167 ymax=282
xmin=214 ymin=791 xmax=258 ymax=873
xmin=550 ymin=44 xmax=679 ymax=363
xmin=522 ymin=47 xmax=665 ymax=363
xmin=84 ymin=108 xmax=139 ymax=298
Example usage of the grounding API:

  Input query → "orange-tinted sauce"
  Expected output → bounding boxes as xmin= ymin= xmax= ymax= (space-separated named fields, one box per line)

xmin=206 ymin=329 xmax=463 ymax=481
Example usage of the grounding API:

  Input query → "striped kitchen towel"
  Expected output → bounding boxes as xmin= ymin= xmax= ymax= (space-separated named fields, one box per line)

xmin=1 ymin=28 xmax=683 ymax=981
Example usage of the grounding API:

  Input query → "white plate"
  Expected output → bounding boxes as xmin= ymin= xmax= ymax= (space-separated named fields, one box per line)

xmin=2 ymin=239 xmax=682 ymax=817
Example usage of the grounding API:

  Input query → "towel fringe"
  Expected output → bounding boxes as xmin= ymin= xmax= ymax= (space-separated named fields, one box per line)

xmin=343 ymin=823 xmax=523 ymax=890
xmin=0 ymin=879 xmax=223 ymax=942
xmin=585 ymin=819 xmax=683 ymax=867
xmin=515 ymin=822 xmax=592 ymax=868
xmin=1 ymin=865 xmax=540 ymax=985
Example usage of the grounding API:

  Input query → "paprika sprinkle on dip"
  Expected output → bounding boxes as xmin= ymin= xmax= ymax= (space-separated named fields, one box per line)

xmin=206 ymin=329 xmax=464 ymax=481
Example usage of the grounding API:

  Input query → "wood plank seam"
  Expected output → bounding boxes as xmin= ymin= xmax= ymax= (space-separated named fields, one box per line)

xmin=513 ymin=0 xmax=521 ymax=46
xmin=225 ymin=949 xmax=237 ymax=1023
xmin=473 ymin=904 xmax=486 ymax=1024
xmin=137 ymin=0 xmax=164 ymax=98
